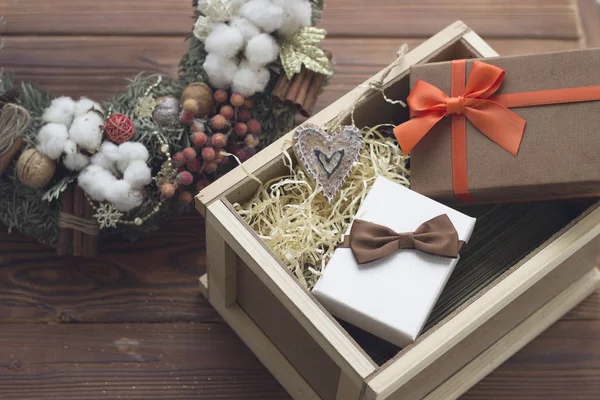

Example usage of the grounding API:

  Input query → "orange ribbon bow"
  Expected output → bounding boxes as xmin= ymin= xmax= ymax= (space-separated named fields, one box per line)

xmin=393 ymin=59 xmax=600 ymax=202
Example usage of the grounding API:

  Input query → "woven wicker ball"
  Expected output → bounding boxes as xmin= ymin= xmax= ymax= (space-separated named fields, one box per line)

xmin=104 ymin=113 xmax=135 ymax=144
xmin=16 ymin=148 xmax=56 ymax=189
xmin=181 ymin=82 xmax=214 ymax=118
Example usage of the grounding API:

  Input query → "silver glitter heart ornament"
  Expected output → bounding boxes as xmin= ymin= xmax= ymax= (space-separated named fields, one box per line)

xmin=293 ymin=124 xmax=363 ymax=202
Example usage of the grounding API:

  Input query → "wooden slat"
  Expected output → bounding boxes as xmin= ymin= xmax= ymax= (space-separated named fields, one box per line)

xmin=206 ymin=220 xmax=238 ymax=308
xmin=0 ymin=0 xmax=579 ymax=39
xmin=0 ymin=322 xmax=290 ymax=400
xmin=0 ymin=215 xmax=217 ymax=323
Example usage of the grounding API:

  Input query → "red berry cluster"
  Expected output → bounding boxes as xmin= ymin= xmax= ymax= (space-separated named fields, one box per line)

xmin=174 ymin=90 xmax=261 ymax=196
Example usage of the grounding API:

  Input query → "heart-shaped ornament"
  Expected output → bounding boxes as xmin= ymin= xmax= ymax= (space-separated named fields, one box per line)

xmin=293 ymin=124 xmax=363 ymax=202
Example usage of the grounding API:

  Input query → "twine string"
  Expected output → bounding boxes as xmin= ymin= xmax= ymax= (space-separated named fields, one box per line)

xmin=325 ymin=44 xmax=409 ymax=133
xmin=0 ymin=104 xmax=30 ymax=155
xmin=59 ymin=212 xmax=99 ymax=236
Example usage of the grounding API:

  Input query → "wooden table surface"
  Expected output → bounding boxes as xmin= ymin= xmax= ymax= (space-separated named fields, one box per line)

xmin=1 ymin=1 xmax=600 ymax=399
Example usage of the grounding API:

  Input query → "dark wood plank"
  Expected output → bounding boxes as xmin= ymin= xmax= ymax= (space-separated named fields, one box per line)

xmin=0 ymin=36 xmax=186 ymax=100
xmin=0 ymin=323 xmax=290 ymax=400
xmin=464 ymin=320 xmax=600 ymax=399
xmin=0 ymin=0 xmax=579 ymax=39
xmin=0 ymin=36 xmax=580 ymax=113
xmin=321 ymin=0 xmax=579 ymax=39
xmin=0 ymin=215 xmax=218 ymax=323
xmin=0 ymin=0 xmax=193 ymax=36
xmin=563 ymin=286 xmax=600 ymax=321
xmin=0 ymin=320 xmax=598 ymax=399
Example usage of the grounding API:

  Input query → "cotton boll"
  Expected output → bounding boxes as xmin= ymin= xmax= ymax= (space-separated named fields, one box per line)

xmin=74 ymin=97 xmax=103 ymax=118
xmin=98 ymin=141 xmax=122 ymax=163
xmin=118 ymin=142 xmax=149 ymax=163
xmin=37 ymin=123 xmax=69 ymax=160
xmin=69 ymin=111 xmax=104 ymax=152
xmin=205 ymin=23 xmax=244 ymax=59
xmin=63 ymin=139 xmax=77 ymax=155
xmin=123 ymin=160 xmax=152 ymax=190
xmin=275 ymin=0 xmax=312 ymax=36
xmin=117 ymin=142 xmax=150 ymax=173
xmin=255 ymin=65 xmax=271 ymax=91
xmin=233 ymin=60 xmax=270 ymax=95
xmin=229 ymin=17 xmax=260 ymax=42
xmin=105 ymin=180 xmax=144 ymax=212
xmin=42 ymin=96 xmax=76 ymax=126
xmin=241 ymin=0 xmax=284 ymax=33
xmin=232 ymin=65 xmax=260 ymax=97
xmin=62 ymin=140 xmax=90 ymax=171
xmin=77 ymin=165 xmax=117 ymax=202
xmin=245 ymin=33 xmax=280 ymax=68
xmin=91 ymin=141 xmax=121 ymax=174
xmin=203 ymin=52 xmax=239 ymax=89
xmin=63 ymin=152 xmax=90 ymax=171
xmin=90 ymin=152 xmax=116 ymax=174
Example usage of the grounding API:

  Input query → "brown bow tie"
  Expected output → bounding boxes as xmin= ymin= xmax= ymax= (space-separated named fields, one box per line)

xmin=340 ymin=214 xmax=465 ymax=264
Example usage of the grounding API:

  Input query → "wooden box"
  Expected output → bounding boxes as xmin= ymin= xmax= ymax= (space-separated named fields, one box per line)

xmin=196 ymin=21 xmax=600 ymax=400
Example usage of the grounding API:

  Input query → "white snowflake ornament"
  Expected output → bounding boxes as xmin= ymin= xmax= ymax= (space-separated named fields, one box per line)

xmin=93 ymin=203 xmax=123 ymax=230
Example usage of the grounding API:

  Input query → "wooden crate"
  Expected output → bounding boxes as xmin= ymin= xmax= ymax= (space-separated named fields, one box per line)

xmin=196 ymin=21 xmax=600 ymax=400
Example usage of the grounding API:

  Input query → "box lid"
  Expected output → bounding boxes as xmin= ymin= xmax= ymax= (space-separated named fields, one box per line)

xmin=409 ymin=48 xmax=600 ymax=203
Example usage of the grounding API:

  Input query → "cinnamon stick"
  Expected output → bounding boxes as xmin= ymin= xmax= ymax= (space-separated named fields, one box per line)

xmin=82 ymin=196 xmax=98 ymax=258
xmin=285 ymin=68 xmax=308 ymax=107
xmin=57 ymin=185 xmax=74 ymax=256
xmin=272 ymin=73 xmax=293 ymax=101
xmin=0 ymin=138 xmax=23 ymax=176
xmin=72 ymin=185 xmax=85 ymax=257
xmin=294 ymin=70 xmax=316 ymax=111
xmin=301 ymin=72 xmax=327 ymax=118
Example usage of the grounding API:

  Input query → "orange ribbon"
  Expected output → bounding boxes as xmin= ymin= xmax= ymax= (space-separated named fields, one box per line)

xmin=393 ymin=59 xmax=600 ymax=201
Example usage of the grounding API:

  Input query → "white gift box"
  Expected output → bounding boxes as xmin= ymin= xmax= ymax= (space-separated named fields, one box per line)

xmin=312 ymin=176 xmax=477 ymax=347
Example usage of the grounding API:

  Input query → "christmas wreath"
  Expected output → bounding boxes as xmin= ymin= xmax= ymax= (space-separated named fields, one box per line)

xmin=0 ymin=0 xmax=332 ymax=257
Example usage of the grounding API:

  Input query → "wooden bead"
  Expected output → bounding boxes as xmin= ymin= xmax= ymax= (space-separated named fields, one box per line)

xmin=16 ymin=148 xmax=56 ymax=189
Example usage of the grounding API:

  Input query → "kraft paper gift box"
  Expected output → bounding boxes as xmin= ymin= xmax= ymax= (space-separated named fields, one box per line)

xmin=396 ymin=48 xmax=600 ymax=204
xmin=312 ymin=177 xmax=476 ymax=348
